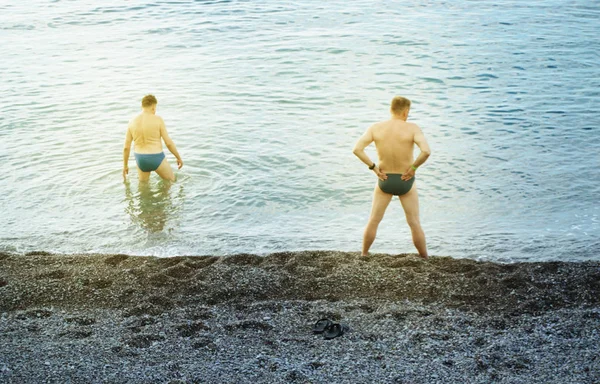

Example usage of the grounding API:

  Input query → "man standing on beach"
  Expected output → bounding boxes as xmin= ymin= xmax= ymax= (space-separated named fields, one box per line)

xmin=353 ymin=96 xmax=431 ymax=258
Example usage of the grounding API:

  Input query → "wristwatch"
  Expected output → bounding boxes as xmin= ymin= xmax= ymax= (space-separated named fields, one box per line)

xmin=369 ymin=163 xmax=376 ymax=170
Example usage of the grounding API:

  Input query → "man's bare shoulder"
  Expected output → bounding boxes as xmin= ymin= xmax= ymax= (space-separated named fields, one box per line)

xmin=130 ymin=112 xmax=144 ymax=122
xmin=407 ymin=121 xmax=421 ymax=130
xmin=137 ymin=114 xmax=164 ymax=124
xmin=128 ymin=114 xmax=139 ymax=127
xmin=370 ymin=120 xmax=388 ymax=130
xmin=399 ymin=121 xmax=421 ymax=136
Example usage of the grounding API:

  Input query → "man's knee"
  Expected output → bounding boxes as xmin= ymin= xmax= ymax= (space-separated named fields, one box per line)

xmin=368 ymin=214 xmax=385 ymax=225
xmin=406 ymin=215 xmax=421 ymax=228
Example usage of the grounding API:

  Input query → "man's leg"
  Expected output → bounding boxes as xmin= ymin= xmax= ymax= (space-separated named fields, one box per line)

xmin=399 ymin=184 xmax=428 ymax=259
xmin=154 ymin=158 xmax=175 ymax=182
xmin=362 ymin=185 xmax=393 ymax=256
xmin=137 ymin=167 xmax=151 ymax=183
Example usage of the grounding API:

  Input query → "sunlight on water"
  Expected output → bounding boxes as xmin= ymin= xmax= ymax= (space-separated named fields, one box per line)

xmin=0 ymin=0 xmax=598 ymax=261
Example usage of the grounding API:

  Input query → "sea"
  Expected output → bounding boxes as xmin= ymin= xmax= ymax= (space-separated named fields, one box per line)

xmin=1 ymin=0 xmax=598 ymax=262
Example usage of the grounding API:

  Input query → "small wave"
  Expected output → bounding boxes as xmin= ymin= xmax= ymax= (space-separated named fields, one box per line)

xmin=420 ymin=77 xmax=445 ymax=85
xmin=483 ymin=155 xmax=508 ymax=162
xmin=1 ymin=24 xmax=35 ymax=31
xmin=326 ymin=48 xmax=348 ymax=54
xmin=147 ymin=28 xmax=175 ymax=34
xmin=194 ymin=0 xmax=234 ymax=4
xmin=477 ymin=73 xmax=499 ymax=79
xmin=92 ymin=4 xmax=159 ymax=14
xmin=488 ymin=108 xmax=525 ymax=113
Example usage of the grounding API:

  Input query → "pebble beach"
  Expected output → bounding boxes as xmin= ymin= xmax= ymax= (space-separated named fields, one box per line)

xmin=1 ymin=251 xmax=599 ymax=383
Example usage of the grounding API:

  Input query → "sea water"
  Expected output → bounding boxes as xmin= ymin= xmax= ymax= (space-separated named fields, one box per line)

xmin=1 ymin=0 xmax=598 ymax=262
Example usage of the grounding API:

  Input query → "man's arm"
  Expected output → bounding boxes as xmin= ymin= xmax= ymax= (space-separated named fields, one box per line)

xmin=159 ymin=118 xmax=183 ymax=169
xmin=412 ymin=125 xmax=431 ymax=167
xmin=353 ymin=124 xmax=387 ymax=180
xmin=123 ymin=126 xmax=133 ymax=180
xmin=401 ymin=125 xmax=431 ymax=181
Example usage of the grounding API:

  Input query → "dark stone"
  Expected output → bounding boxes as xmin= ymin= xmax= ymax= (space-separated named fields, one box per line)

xmin=65 ymin=316 xmax=96 ymax=326
xmin=104 ymin=254 xmax=129 ymax=266
xmin=177 ymin=321 xmax=208 ymax=337
xmin=124 ymin=334 xmax=165 ymax=348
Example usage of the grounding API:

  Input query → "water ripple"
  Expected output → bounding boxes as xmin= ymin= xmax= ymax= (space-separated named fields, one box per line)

xmin=0 ymin=0 xmax=598 ymax=261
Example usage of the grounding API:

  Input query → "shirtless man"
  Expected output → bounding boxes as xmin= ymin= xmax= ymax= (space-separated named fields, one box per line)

xmin=353 ymin=96 xmax=431 ymax=258
xmin=123 ymin=95 xmax=183 ymax=182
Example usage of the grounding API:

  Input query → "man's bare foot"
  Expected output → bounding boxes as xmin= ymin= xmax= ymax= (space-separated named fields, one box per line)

xmin=419 ymin=254 xmax=429 ymax=260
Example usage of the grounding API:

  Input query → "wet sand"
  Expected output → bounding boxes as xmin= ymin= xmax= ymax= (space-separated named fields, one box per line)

xmin=1 ymin=251 xmax=599 ymax=383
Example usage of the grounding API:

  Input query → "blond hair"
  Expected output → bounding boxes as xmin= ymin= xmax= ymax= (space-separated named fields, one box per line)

xmin=141 ymin=94 xmax=157 ymax=108
xmin=390 ymin=96 xmax=411 ymax=114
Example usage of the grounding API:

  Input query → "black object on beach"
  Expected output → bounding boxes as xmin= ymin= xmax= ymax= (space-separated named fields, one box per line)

xmin=312 ymin=318 xmax=333 ymax=334
xmin=323 ymin=323 xmax=349 ymax=340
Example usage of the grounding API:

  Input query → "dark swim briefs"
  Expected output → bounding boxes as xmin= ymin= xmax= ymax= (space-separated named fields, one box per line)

xmin=378 ymin=173 xmax=415 ymax=196
xmin=134 ymin=152 xmax=165 ymax=172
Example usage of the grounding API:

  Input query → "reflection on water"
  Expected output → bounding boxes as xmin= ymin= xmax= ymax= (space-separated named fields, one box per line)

xmin=1 ymin=0 xmax=598 ymax=260
xmin=124 ymin=180 xmax=183 ymax=233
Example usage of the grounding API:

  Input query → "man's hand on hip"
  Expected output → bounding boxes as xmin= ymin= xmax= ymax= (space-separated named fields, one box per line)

xmin=373 ymin=166 xmax=388 ymax=181
xmin=401 ymin=167 xmax=415 ymax=181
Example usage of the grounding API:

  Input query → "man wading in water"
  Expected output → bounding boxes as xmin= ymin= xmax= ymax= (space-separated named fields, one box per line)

xmin=353 ymin=96 xmax=431 ymax=258
xmin=123 ymin=95 xmax=183 ymax=182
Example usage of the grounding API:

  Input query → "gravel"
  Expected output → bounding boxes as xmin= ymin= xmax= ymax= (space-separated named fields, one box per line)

xmin=0 ymin=250 xmax=598 ymax=383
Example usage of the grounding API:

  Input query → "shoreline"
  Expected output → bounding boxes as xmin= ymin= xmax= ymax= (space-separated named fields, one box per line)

xmin=1 ymin=251 xmax=599 ymax=383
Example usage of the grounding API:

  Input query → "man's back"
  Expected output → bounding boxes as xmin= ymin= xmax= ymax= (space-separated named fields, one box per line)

xmin=372 ymin=119 xmax=418 ymax=174
xmin=129 ymin=113 xmax=163 ymax=154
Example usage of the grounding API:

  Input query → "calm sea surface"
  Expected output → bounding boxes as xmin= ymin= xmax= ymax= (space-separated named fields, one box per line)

xmin=1 ymin=0 xmax=598 ymax=262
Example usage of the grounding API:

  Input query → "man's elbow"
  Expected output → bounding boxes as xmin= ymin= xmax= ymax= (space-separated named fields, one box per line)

xmin=352 ymin=147 xmax=361 ymax=156
xmin=422 ymin=149 xmax=432 ymax=157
